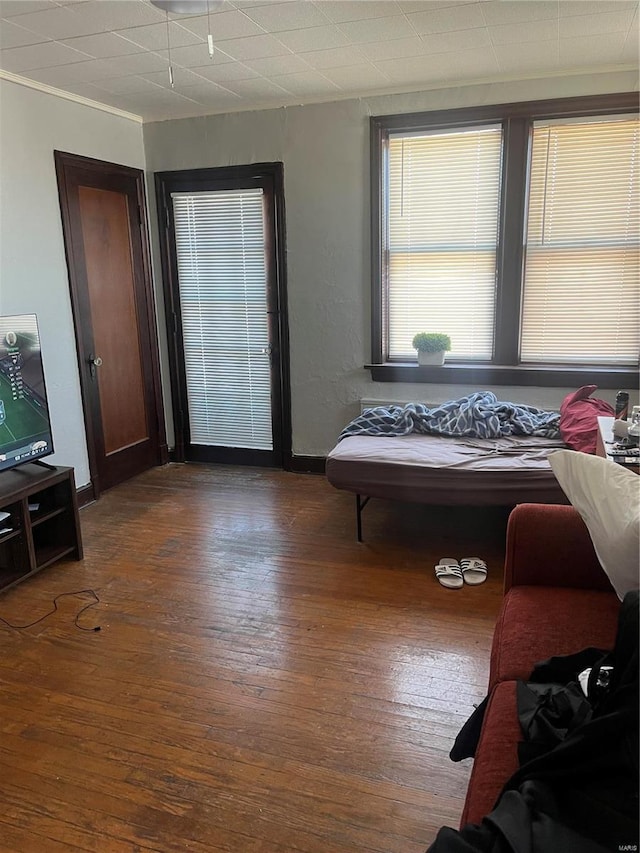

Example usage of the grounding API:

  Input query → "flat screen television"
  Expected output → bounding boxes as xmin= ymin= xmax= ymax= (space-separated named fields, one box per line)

xmin=0 ymin=314 xmax=54 ymax=473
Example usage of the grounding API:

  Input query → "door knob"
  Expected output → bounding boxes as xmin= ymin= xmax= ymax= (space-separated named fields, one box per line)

xmin=88 ymin=354 xmax=103 ymax=379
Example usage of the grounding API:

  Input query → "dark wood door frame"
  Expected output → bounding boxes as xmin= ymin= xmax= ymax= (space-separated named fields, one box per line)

xmin=154 ymin=162 xmax=292 ymax=469
xmin=55 ymin=151 xmax=168 ymax=500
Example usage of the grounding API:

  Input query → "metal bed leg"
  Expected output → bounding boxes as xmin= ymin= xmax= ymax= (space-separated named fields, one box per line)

xmin=356 ymin=494 xmax=370 ymax=542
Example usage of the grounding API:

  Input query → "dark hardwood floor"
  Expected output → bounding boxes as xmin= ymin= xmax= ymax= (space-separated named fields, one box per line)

xmin=0 ymin=463 xmax=510 ymax=852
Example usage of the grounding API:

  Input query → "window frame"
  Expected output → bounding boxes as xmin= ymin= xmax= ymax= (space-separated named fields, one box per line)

xmin=369 ymin=92 xmax=640 ymax=388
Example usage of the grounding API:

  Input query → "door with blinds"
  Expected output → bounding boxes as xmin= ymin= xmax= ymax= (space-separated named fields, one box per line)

xmin=155 ymin=164 xmax=289 ymax=467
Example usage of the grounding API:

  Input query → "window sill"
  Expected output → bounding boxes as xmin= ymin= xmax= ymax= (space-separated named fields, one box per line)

xmin=365 ymin=362 xmax=639 ymax=389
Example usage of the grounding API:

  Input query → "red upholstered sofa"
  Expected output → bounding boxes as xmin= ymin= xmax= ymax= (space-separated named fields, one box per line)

xmin=460 ymin=502 xmax=621 ymax=827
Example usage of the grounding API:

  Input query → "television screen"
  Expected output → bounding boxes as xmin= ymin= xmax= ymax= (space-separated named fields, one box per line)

xmin=0 ymin=314 xmax=54 ymax=473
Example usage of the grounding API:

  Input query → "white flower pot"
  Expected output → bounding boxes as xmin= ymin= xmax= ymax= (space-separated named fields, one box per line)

xmin=417 ymin=350 xmax=446 ymax=366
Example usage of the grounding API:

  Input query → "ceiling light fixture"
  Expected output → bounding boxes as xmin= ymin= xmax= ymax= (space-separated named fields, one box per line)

xmin=151 ymin=1 xmax=209 ymax=12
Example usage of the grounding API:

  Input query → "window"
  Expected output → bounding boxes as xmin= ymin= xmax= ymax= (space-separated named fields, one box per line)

xmin=522 ymin=118 xmax=639 ymax=365
xmin=371 ymin=93 xmax=640 ymax=387
xmin=387 ymin=126 xmax=502 ymax=361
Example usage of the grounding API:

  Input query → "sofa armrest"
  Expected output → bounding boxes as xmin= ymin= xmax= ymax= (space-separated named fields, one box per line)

xmin=503 ymin=503 xmax=612 ymax=592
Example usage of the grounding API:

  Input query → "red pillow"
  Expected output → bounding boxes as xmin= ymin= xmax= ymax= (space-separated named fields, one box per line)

xmin=559 ymin=385 xmax=614 ymax=454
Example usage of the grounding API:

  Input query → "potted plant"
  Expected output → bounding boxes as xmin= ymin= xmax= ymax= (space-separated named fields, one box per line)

xmin=412 ymin=332 xmax=451 ymax=366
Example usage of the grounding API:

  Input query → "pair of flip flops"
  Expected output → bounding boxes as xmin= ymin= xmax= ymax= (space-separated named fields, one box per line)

xmin=435 ymin=557 xmax=487 ymax=589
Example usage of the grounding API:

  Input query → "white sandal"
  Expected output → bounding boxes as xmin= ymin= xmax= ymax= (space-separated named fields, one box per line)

xmin=435 ymin=558 xmax=464 ymax=589
xmin=460 ymin=557 xmax=488 ymax=585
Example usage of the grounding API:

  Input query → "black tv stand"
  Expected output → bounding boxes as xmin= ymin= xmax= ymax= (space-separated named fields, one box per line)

xmin=32 ymin=460 xmax=57 ymax=471
xmin=0 ymin=465 xmax=82 ymax=592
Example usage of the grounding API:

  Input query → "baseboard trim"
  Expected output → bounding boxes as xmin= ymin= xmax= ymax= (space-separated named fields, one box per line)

xmin=77 ymin=483 xmax=96 ymax=507
xmin=287 ymin=455 xmax=326 ymax=474
xmin=161 ymin=450 xmax=326 ymax=473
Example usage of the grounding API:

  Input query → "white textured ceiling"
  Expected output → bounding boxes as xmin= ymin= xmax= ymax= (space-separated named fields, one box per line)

xmin=0 ymin=0 xmax=638 ymax=122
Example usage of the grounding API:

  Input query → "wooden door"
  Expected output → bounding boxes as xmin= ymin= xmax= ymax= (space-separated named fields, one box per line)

xmin=55 ymin=152 xmax=167 ymax=497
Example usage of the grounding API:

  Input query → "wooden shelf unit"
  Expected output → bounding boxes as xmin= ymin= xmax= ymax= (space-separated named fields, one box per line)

xmin=0 ymin=464 xmax=83 ymax=592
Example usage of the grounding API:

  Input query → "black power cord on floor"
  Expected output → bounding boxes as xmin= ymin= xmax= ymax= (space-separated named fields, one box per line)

xmin=0 ymin=589 xmax=101 ymax=632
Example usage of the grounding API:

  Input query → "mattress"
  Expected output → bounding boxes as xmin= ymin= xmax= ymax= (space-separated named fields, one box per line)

xmin=326 ymin=433 xmax=568 ymax=506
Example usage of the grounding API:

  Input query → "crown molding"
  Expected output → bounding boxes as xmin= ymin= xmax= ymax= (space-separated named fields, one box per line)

xmin=1 ymin=64 xmax=636 ymax=126
xmin=0 ymin=69 xmax=143 ymax=124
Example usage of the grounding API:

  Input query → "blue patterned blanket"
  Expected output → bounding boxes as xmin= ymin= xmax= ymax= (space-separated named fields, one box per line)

xmin=339 ymin=391 xmax=560 ymax=441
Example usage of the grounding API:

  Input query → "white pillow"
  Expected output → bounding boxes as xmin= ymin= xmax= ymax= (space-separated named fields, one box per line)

xmin=549 ymin=450 xmax=640 ymax=600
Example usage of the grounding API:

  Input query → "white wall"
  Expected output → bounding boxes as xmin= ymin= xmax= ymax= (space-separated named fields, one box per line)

xmin=143 ymin=70 xmax=638 ymax=457
xmin=0 ymin=73 xmax=636 ymax=486
xmin=0 ymin=79 xmax=146 ymax=488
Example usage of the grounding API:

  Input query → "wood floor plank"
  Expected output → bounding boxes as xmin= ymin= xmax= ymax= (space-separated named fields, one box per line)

xmin=0 ymin=463 xmax=507 ymax=852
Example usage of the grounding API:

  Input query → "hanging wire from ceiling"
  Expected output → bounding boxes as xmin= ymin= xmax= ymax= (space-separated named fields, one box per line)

xmin=207 ymin=1 xmax=214 ymax=59
xmin=165 ymin=10 xmax=174 ymax=89
xmin=152 ymin=1 xmax=214 ymax=71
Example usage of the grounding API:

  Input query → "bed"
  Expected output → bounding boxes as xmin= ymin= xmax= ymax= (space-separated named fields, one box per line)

xmin=326 ymin=432 xmax=568 ymax=540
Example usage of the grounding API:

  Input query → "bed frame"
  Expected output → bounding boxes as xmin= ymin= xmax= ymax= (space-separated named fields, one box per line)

xmin=326 ymin=433 xmax=568 ymax=541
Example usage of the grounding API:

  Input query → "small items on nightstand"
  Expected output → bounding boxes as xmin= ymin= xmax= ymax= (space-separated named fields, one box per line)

xmin=616 ymin=406 xmax=640 ymax=450
xmin=596 ymin=416 xmax=640 ymax=472
xmin=615 ymin=390 xmax=629 ymax=420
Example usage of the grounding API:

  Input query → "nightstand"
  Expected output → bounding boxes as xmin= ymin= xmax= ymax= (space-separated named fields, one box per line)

xmin=596 ymin=416 xmax=640 ymax=474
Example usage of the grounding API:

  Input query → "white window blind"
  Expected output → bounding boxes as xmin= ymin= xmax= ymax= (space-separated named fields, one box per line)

xmin=521 ymin=117 xmax=640 ymax=365
xmin=171 ymin=188 xmax=273 ymax=450
xmin=386 ymin=126 xmax=503 ymax=361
